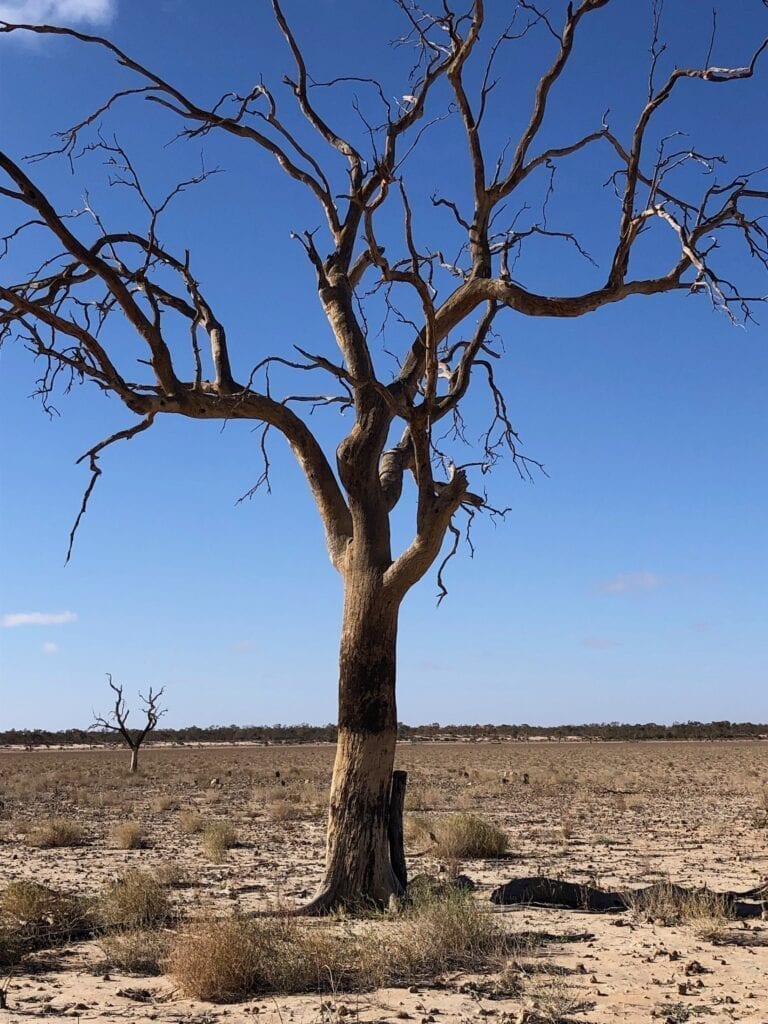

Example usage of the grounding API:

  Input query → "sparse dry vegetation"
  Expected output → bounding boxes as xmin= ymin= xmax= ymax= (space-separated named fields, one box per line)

xmin=1 ymin=740 xmax=766 ymax=1018
xmin=0 ymin=881 xmax=92 ymax=966
xmin=25 ymin=817 xmax=84 ymax=849
xmin=433 ymin=814 xmax=509 ymax=860
xmin=384 ymin=888 xmax=516 ymax=982
xmin=97 ymin=869 xmax=171 ymax=930
xmin=99 ymin=927 xmax=172 ymax=975
xmin=201 ymin=821 xmax=238 ymax=862
xmin=110 ymin=821 xmax=146 ymax=849
xmin=170 ymin=889 xmax=516 ymax=1002
xmin=169 ymin=915 xmax=366 ymax=1001
xmin=178 ymin=810 xmax=204 ymax=835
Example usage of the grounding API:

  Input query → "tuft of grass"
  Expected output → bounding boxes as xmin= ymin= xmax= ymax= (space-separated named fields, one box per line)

xmin=202 ymin=821 xmax=238 ymax=862
xmin=111 ymin=821 xmax=146 ymax=850
xmin=153 ymin=861 xmax=188 ymax=888
xmin=170 ymin=889 xmax=516 ymax=1002
xmin=0 ymin=881 xmax=92 ymax=963
xmin=432 ymin=814 xmax=509 ymax=860
xmin=267 ymin=797 xmax=303 ymax=822
xmin=98 ymin=869 xmax=171 ymax=930
xmin=525 ymin=976 xmax=594 ymax=1023
xmin=99 ymin=927 xmax=172 ymax=975
xmin=25 ymin=817 xmax=84 ymax=849
xmin=627 ymin=881 xmax=732 ymax=937
xmin=168 ymin=915 xmax=371 ymax=1002
xmin=178 ymin=810 xmax=204 ymax=835
xmin=152 ymin=796 xmax=177 ymax=813
xmin=404 ymin=814 xmax=434 ymax=850
xmin=385 ymin=888 xmax=514 ymax=983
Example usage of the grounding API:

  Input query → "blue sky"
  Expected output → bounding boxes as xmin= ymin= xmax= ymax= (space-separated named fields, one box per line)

xmin=0 ymin=0 xmax=766 ymax=730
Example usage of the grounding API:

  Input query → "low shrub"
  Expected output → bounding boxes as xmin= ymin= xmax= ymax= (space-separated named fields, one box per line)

xmin=168 ymin=915 xmax=372 ymax=1002
xmin=626 ymin=881 xmax=732 ymax=937
xmin=0 ymin=881 xmax=92 ymax=964
xmin=26 ymin=818 xmax=84 ymax=849
xmin=152 ymin=796 xmax=177 ymax=813
xmin=433 ymin=814 xmax=509 ymax=860
xmin=153 ymin=861 xmax=188 ymax=888
xmin=202 ymin=821 xmax=238 ymax=862
xmin=111 ymin=822 xmax=146 ymax=850
xmin=98 ymin=869 xmax=170 ymax=930
xmin=99 ymin=927 xmax=171 ymax=975
xmin=178 ymin=811 xmax=204 ymax=835
xmin=170 ymin=889 xmax=515 ymax=1002
xmin=386 ymin=888 xmax=513 ymax=982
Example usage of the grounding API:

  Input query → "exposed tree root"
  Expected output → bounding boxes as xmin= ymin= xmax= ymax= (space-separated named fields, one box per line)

xmin=490 ymin=876 xmax=767 ymax=919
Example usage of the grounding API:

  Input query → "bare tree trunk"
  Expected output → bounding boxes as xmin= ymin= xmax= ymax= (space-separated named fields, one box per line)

xmin=306 ymin=571 xmax=401 ymax=912
xmin=129 ymin=746 xmax=138 ymax=773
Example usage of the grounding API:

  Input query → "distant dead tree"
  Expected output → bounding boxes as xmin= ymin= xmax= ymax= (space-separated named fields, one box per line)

xmin=1 ymin=1 xmax=767 ymax=910
xmin=90 ymin=674 xmax=166 ymax=773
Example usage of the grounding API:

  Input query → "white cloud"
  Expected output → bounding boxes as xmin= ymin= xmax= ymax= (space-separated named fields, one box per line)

xmin=0 ymin=0 xmax=115 ymax=25
xmin=42 ymin=641 xmax=60 ymax=654
xmin=581 ymin=636 xmax=620 ymax=650
xmin=599 ymin=571 xmax=663 ymax=594
xmin=2 ymin=611 xmax=78 ymax=628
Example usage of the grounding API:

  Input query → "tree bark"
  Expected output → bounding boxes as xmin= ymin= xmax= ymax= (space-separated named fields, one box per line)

xmin=129 ymin=746 xmax=138 ymax=773
xmin=305 ymin=570 xmax=402 ymax=912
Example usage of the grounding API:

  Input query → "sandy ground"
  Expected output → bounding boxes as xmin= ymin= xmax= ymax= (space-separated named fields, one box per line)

xmin=1 ymin=739 xmax=766 ymax=1023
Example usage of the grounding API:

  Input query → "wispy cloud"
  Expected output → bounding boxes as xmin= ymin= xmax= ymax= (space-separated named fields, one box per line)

xmin=42 ymin=641 xmax=60 ymax=654
xmin=415 ymin=659 xmax=444 ymax=673
xmin=581 ymin=635 xmax=620 ymax=651
xmin=599 ymin=571 xmax=663 ymax=594
xmin=2 ymin=611 xmax=78 ymax=628
xmin=0 ymin=0 xmax=115 ymax=25
xmin=234 ymin=639 xmax=256 ymax=653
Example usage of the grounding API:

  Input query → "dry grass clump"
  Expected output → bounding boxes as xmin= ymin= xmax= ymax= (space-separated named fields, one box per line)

xmin=253 ymin=783 xmax=326 ymax=822
xmin=25 ymin=817 xmax=84 ymax=848
xmin=404 ymin=814 xmax=435 ymax=849
xmin=110 ymin=821 xmax=146 ymax=850
xmin=99 ymin=927 xmax=172 ymax=975
xmin=170 ymin=889 xmax=514 ymax=1002
xmin=627 ymin=881 xmax=732 ymax=937
xmin=153 ymin=861 xmax=188 ymax=888
xmin=152 ymin=795 xmax=177 ymax=813
xmin=385 ymin=888 xmax=514 ymax=983
xmin=406 ymin=784 xmax=449 ymax=812
xmin=98 ymin=869 xmax=171 ymax=930
xmin=168 ymin=916 xmax=371 ymax=1002
xmin=178 ymin=810 xmax=204 ymax=834
xmin=267 ymin=795 xmax=304 ymax=822
xmin=432 ymin=814 xmax=509 ymax=860
xmin=202 ymin=821 xmax=238 ymax=862
xmin=0 ymin=881 xmax=92 ymax=965
xmin=524 ymin=975 xmax=594 ymax=1023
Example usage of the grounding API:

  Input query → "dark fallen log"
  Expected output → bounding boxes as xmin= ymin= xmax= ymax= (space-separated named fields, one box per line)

xmin=490 ymin=877 xmax=767 ymax=920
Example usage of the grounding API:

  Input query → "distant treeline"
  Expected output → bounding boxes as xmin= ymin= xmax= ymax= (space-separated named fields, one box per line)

xmin=1 ymin=720 xmax=766 ymax=747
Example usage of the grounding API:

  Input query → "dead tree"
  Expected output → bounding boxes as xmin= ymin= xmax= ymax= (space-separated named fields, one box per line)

xmin=1 ymin=2 xmax=766 ymax=910
xmin=90 ymin=674 xmax=166 ymax=773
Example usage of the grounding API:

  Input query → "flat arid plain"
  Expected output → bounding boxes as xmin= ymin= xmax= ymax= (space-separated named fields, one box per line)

xmin=1 ymin=740 xmax=766 ymax=1023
